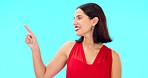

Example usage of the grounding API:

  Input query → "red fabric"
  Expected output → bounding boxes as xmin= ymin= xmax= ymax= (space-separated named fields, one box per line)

xmin=66 ymin=42 xmax=112 ymax=78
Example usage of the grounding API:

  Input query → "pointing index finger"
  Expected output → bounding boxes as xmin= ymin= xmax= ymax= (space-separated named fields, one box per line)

xmin=24 ymin=24 xmax=32 ymax=33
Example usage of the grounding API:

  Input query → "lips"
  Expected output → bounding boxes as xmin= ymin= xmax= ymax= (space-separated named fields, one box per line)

xmin=75 ymin=26 xmax=80 ymax=31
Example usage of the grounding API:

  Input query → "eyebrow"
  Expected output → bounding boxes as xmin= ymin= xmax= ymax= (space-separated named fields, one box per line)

xmin=74 ymin=15 xmax=83 ymax=19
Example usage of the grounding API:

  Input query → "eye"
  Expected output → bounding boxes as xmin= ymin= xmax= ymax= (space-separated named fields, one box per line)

xmin=78 ymin=17 xmax=82 ymax=20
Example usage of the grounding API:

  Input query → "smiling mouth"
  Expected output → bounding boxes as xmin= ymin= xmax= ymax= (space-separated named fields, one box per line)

xmin=75 ymin=26 xmax=80 ymax=31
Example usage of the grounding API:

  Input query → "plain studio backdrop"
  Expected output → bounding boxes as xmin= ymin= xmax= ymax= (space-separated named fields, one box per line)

xmin=0 ymin=0 xmax=147 ymax=78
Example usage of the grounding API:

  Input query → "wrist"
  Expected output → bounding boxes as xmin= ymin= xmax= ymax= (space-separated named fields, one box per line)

xmin=31 ymin=46 xmax=40 ymax=51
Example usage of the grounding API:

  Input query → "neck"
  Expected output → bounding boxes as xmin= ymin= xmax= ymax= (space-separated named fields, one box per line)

xmin=82 ymin=37 xmax=103 ymax=55
xmin=82 ymin=28 xmax=103 ymax=48
xmin=83 ymin=35 xmax=94 ymax=46
xmin=82 ymin=34 xmax=103 ymax=49
xmin=82 ymin=27 xmax=94 ymax=46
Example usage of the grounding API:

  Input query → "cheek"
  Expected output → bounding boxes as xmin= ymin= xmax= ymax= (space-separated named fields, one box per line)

xmin=78 ymin=19 xmax=92 ymax=30
xmin=77 ymin=20 xmax=82 ymax=24
xmin=78 ymin=20 xmax=88 ymax=26
xmin=82 ymin=20 xmax=92 ymax=29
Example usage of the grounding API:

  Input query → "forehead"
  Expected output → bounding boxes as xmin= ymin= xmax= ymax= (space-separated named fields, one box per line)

xmin=74 ymin=8 xmax=86 ymax=17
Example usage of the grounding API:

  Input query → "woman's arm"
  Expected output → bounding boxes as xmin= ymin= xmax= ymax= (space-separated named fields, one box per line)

xmin=24 ymin=25 xmax=75 ymax=78
xmin=32 ymin=47 xmax=46 ymax=78
xmin=25 ymin=25 xmax=45 ymax=78
xmin=44 ymin=41 xmax=75 ymax=78
xmin=111 ymin=50 xmax=122 ymax=78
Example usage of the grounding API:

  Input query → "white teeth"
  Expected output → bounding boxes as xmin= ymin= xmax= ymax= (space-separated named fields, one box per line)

xmin=75 ymin=27 xmax=79 ymax=31
xmin=75 ymin=28 xmax=79 ymax=30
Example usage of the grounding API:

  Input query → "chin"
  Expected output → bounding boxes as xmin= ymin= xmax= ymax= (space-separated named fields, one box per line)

xmin=76 ymin=33 xmax=83 ymax=36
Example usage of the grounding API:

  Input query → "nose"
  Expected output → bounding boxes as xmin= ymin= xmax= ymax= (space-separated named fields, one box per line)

xmin=72 ymin=19 xmax=77 ymax=26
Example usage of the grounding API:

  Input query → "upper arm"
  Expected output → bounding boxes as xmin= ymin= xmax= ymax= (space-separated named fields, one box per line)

xmin=111 ymin=50 xmax=122 ymax=78
xmin=44 ymin=41 xmax=75 ymax=78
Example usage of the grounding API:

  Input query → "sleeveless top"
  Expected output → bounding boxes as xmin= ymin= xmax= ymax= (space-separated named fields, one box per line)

xmin=66 ymin=42 xmax=112 ymax=78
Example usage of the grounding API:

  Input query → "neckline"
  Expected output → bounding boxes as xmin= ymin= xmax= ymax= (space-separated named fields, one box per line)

xmin=81 ymin=43 xmax=104 ymax=65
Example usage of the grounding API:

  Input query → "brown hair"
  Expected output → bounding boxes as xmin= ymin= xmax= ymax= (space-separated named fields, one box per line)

xmin=75 ymin=3 xmax=112 ymax=43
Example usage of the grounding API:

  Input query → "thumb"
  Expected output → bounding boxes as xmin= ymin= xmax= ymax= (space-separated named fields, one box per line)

xmin=28 ymin=32 xmax=36 ymax=39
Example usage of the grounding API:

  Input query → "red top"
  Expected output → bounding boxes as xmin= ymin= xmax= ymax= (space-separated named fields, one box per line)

xmin=66 ymin=42 xmax=112 ymax=78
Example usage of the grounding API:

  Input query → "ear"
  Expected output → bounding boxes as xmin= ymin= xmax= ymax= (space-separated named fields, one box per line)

xmin=92 ymin=17 xmax=99 ymax=26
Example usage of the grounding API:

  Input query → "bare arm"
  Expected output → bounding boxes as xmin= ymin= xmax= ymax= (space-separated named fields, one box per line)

xmin=111 ymin=50 xmax=122 ymax=78
xmin=44 ymin=41 xmax=75 ymax=77
xmin=25 ymin=25 xmax=46 ymax=78
xmin=24 ymin=25 xmax=75 ymax=78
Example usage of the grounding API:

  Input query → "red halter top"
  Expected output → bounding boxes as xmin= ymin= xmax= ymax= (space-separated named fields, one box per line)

xmin=66 ymin=42 xmax=112 ymax=78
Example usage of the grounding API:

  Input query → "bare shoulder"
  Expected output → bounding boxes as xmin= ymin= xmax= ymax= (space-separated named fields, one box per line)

xmin=63 ymin=41 xmax=75 ymax=47
xmin=59 ymin=41 xmax=76 ymax=58
xmin=111 ymin=50 xmax=121 ymax=60
xmin=61 ymin=41 xmax=75 ymax=50
xmin=111 ymin=50 xmax=122 ymax=78
xmin=111 ymin=50 xmax=121 ymax=66
xmin=111 ymin=50 xmax=122 ymax=71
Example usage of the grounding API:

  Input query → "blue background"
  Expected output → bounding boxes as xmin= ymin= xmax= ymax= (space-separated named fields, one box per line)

xmin=0 ymin=0 xmax=148 ymax=78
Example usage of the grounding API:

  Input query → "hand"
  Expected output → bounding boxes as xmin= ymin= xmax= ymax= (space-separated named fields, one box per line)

xmin=24 ymin=24 xmax=39 ymax=50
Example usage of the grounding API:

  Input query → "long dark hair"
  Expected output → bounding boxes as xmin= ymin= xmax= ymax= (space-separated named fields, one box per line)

xmin=75 ymin=3 xmax=112 ymax=43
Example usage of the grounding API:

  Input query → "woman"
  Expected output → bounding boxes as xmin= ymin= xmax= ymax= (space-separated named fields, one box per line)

xmin=25 ymin=3 xmax=121 ymax=78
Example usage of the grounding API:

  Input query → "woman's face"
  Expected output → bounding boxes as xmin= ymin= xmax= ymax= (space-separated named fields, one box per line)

xmin=73 ymin=8 xmax=94 ymax=36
